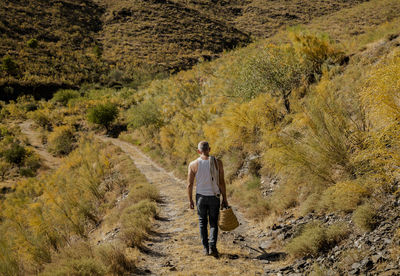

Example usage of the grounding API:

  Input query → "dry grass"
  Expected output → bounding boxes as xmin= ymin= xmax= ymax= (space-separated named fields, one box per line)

xmin=285 ymin=222 xmax=350 ymax=258
xmin=352 ymin=203 xmax=378 ymax=232
xmin=229 ymin=176 xmax=270 ymax=220
xmin=306 ymin=0 xmax=400 ymax=44
xmin=178 ymin=0 xmax=366 ymax=38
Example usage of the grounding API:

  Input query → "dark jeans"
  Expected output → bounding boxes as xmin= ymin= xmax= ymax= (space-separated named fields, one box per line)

xmin=196 ymin=193 xmax=220 ymax=250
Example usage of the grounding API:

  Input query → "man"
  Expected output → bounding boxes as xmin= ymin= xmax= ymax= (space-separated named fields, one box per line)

xmin=187 ymin=141 xmax=228 ymax=258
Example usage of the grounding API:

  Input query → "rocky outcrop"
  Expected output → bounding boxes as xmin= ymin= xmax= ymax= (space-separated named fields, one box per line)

xmin=259 ymin=197 xmax=400 ymax=275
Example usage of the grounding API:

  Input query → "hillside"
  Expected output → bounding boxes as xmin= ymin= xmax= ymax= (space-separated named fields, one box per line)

xmin=179 ymin=0 xmax=368 ymax=37
xmin=0 ymin=0 xmax=105 ymax=98
xmin=0 ymin=0 xmax=376 ymax=99
xmin=1 ymin=0 xmax=400 ymax=274
xmin=96 ymin=0 xmax=250 ymax=75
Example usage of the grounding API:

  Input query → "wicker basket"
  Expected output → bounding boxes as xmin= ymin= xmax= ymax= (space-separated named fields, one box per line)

xmin=219 ymin=206 xmax=239 ymax=231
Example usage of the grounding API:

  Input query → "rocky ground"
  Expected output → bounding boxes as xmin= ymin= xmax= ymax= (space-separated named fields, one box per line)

xmin=261 ymin=196 xmax=400 ymax=275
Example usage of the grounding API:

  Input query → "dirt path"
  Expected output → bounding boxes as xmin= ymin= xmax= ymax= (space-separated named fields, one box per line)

xmin=19 ymin=120 xmax=61 ymax=170
xmin=98 ymin=136 xmax=285 ymax=275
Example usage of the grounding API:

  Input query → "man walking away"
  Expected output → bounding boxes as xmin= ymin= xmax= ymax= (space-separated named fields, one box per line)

xmin=187 ymin=141 xmax=228 ymax=258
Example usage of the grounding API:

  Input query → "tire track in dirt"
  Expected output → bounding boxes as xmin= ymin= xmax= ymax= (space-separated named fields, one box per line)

xmin=97 ymin=135 xmax=283 ymax=275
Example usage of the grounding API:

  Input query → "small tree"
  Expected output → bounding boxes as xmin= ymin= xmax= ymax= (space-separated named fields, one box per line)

xmin=87 ymin=103 xmax=118 ymax=130
xmin=2 ymin=55 xmax=20 ymax=78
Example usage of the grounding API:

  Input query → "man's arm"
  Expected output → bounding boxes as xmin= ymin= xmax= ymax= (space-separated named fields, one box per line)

xmin=187 ymin=162 xmax=196 ymax=209
xmin=217 ymin=159 xmax=228 ymax=207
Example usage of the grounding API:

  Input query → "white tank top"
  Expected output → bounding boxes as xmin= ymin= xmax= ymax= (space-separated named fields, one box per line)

xmin=196 ymin=157 xmax=220 ymax=196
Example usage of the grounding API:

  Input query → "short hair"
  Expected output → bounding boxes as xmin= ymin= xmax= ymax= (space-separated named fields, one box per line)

xmin=197 ymin=141 xmax=210 ymax=152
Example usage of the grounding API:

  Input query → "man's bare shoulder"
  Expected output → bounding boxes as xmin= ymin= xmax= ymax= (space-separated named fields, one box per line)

xmin=189 ymin=159 xmax=199 ymax=173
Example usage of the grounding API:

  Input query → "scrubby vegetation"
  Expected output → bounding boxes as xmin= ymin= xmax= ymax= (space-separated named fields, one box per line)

xmin=87 ymin=103 xmax=118 ymax=130
xmin=47 ymin=125 xmax=76 ymax=156
xmin=286 ymin=222 xmax=349 ymax=257
xmin=120 ymin=15 xmax=400 ymax=222
xmin=0 ymin=123 xmax=41 ymax=180
xmin=3 ymin=0 xmax=397 ymax=98
xmin=1 ymin=0 xmax=400 ymax=273
xmin=352 ymin=203 xmax=378 ymax=232
xmin=0 ymin=138 xmax=159 ymax=275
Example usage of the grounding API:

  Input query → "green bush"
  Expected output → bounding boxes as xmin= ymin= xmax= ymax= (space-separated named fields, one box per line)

xmin=87 ymin=103 xmax=118 ymax=130
xmin=2 ymin=55 xmax=19 ymax=77
xmin=27 ymin=38 xmax=39 ymax=49
xmin=48 ymin=126 xmax=76 ymax=156
xmin=3 ymin=143 xmax=26 ymax=165
xmin=52 ymin=89 xmax=80 ymax=106
xmin=127 ymin=101 xmax=162 ymax=130
xmin=30 ymin=109 xmax=52 ymax=130
xmin=286 ymin=222 xmax=349 ymax=257
xmin=19 ymin=167 xmax=36 ymax=177
xmin=352 ymin=203 xmax=377 ymax=232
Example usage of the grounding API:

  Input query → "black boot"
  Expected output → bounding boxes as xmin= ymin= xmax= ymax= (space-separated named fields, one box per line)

xmin=210 ymin=247 xmax=219 ymax=258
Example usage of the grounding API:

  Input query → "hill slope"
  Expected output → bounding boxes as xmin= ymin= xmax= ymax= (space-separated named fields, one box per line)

xmin=96 ymin=0 xmax=250 ymax=74
xmin=0 ymin=0 xmax=105 ymax=97
xmin=179 ymin=0 xmax=367 ymax=37
xmin=0 ymin=0 xmax=378 ymax=98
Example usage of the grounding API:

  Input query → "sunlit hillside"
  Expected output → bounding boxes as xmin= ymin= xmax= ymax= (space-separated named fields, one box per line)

xmin=1 ymin=0 xmax=400 ymax=275
xmin=0 ymin=0 xmax=379 ymax=100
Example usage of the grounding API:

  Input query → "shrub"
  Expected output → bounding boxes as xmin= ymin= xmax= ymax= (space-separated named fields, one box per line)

xmin=352 ymin=203 xmax=377 ymax=232
xmin=0 ymin=160 xmax=11 ymax=180
xmin=127 ymin=100 xmax=163 ymax=130
xmin=0 ymin=237 xmax=21 ymax=276
xmin=52 ymin=89 xmax=80 ymax=106
xmin=93 ymin=45 xmax=102 ymax=58
xmin=325 ymin=222 xmax=350 ymax=245
xmin=23 ymin=101 xmax=38 ymax=112
xmin=286 ymin=222 xmax=326 ymax=257
xmin=129 ymin=182 xmax=160 ymax=203
xmin=27 ymin=38 xmax=39 ymax=49
xmin=120 ymin=199 xmax=157 ymax=247
xmin=87 ymin=103 xmax=118 ymax=130
xmin=286 ymin=222 xmax=349 ymax=257
xmin=96 ymin=244 xmax=137 ymax=275
xmin=24 ymin=151 xmax=41 ymax=171
xmin=319 ymin=180 xmax=370 ymax=213
xmin=19 ymin=167 xmax=36 ymax=177
xmin=230 ymin=176 xmax=270 ymax=219
xmin=290 ymin=31 xmax=345 ymax=78
xmin=48 ymin=126 xmax=76 ymax=156
xmin=3 ymin=143 xmax=26 ymax=165
xmin=269 ymin=181 xmax=298 ymax=213
xmin=2 ymin=55 xmax=19 ymax=77
xmin=30 ymin=109 xmax=52 ymax=130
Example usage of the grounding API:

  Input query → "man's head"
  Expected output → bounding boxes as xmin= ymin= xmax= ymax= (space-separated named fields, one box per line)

xmin=197 ymin=141 xmax=210 ymax=155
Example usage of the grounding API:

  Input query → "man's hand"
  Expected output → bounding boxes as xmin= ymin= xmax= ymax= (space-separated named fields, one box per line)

xmin=190 ymin=200 xmax=195 ymax=209
xmin=222 ymin=198 xmax=229 ymax=208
